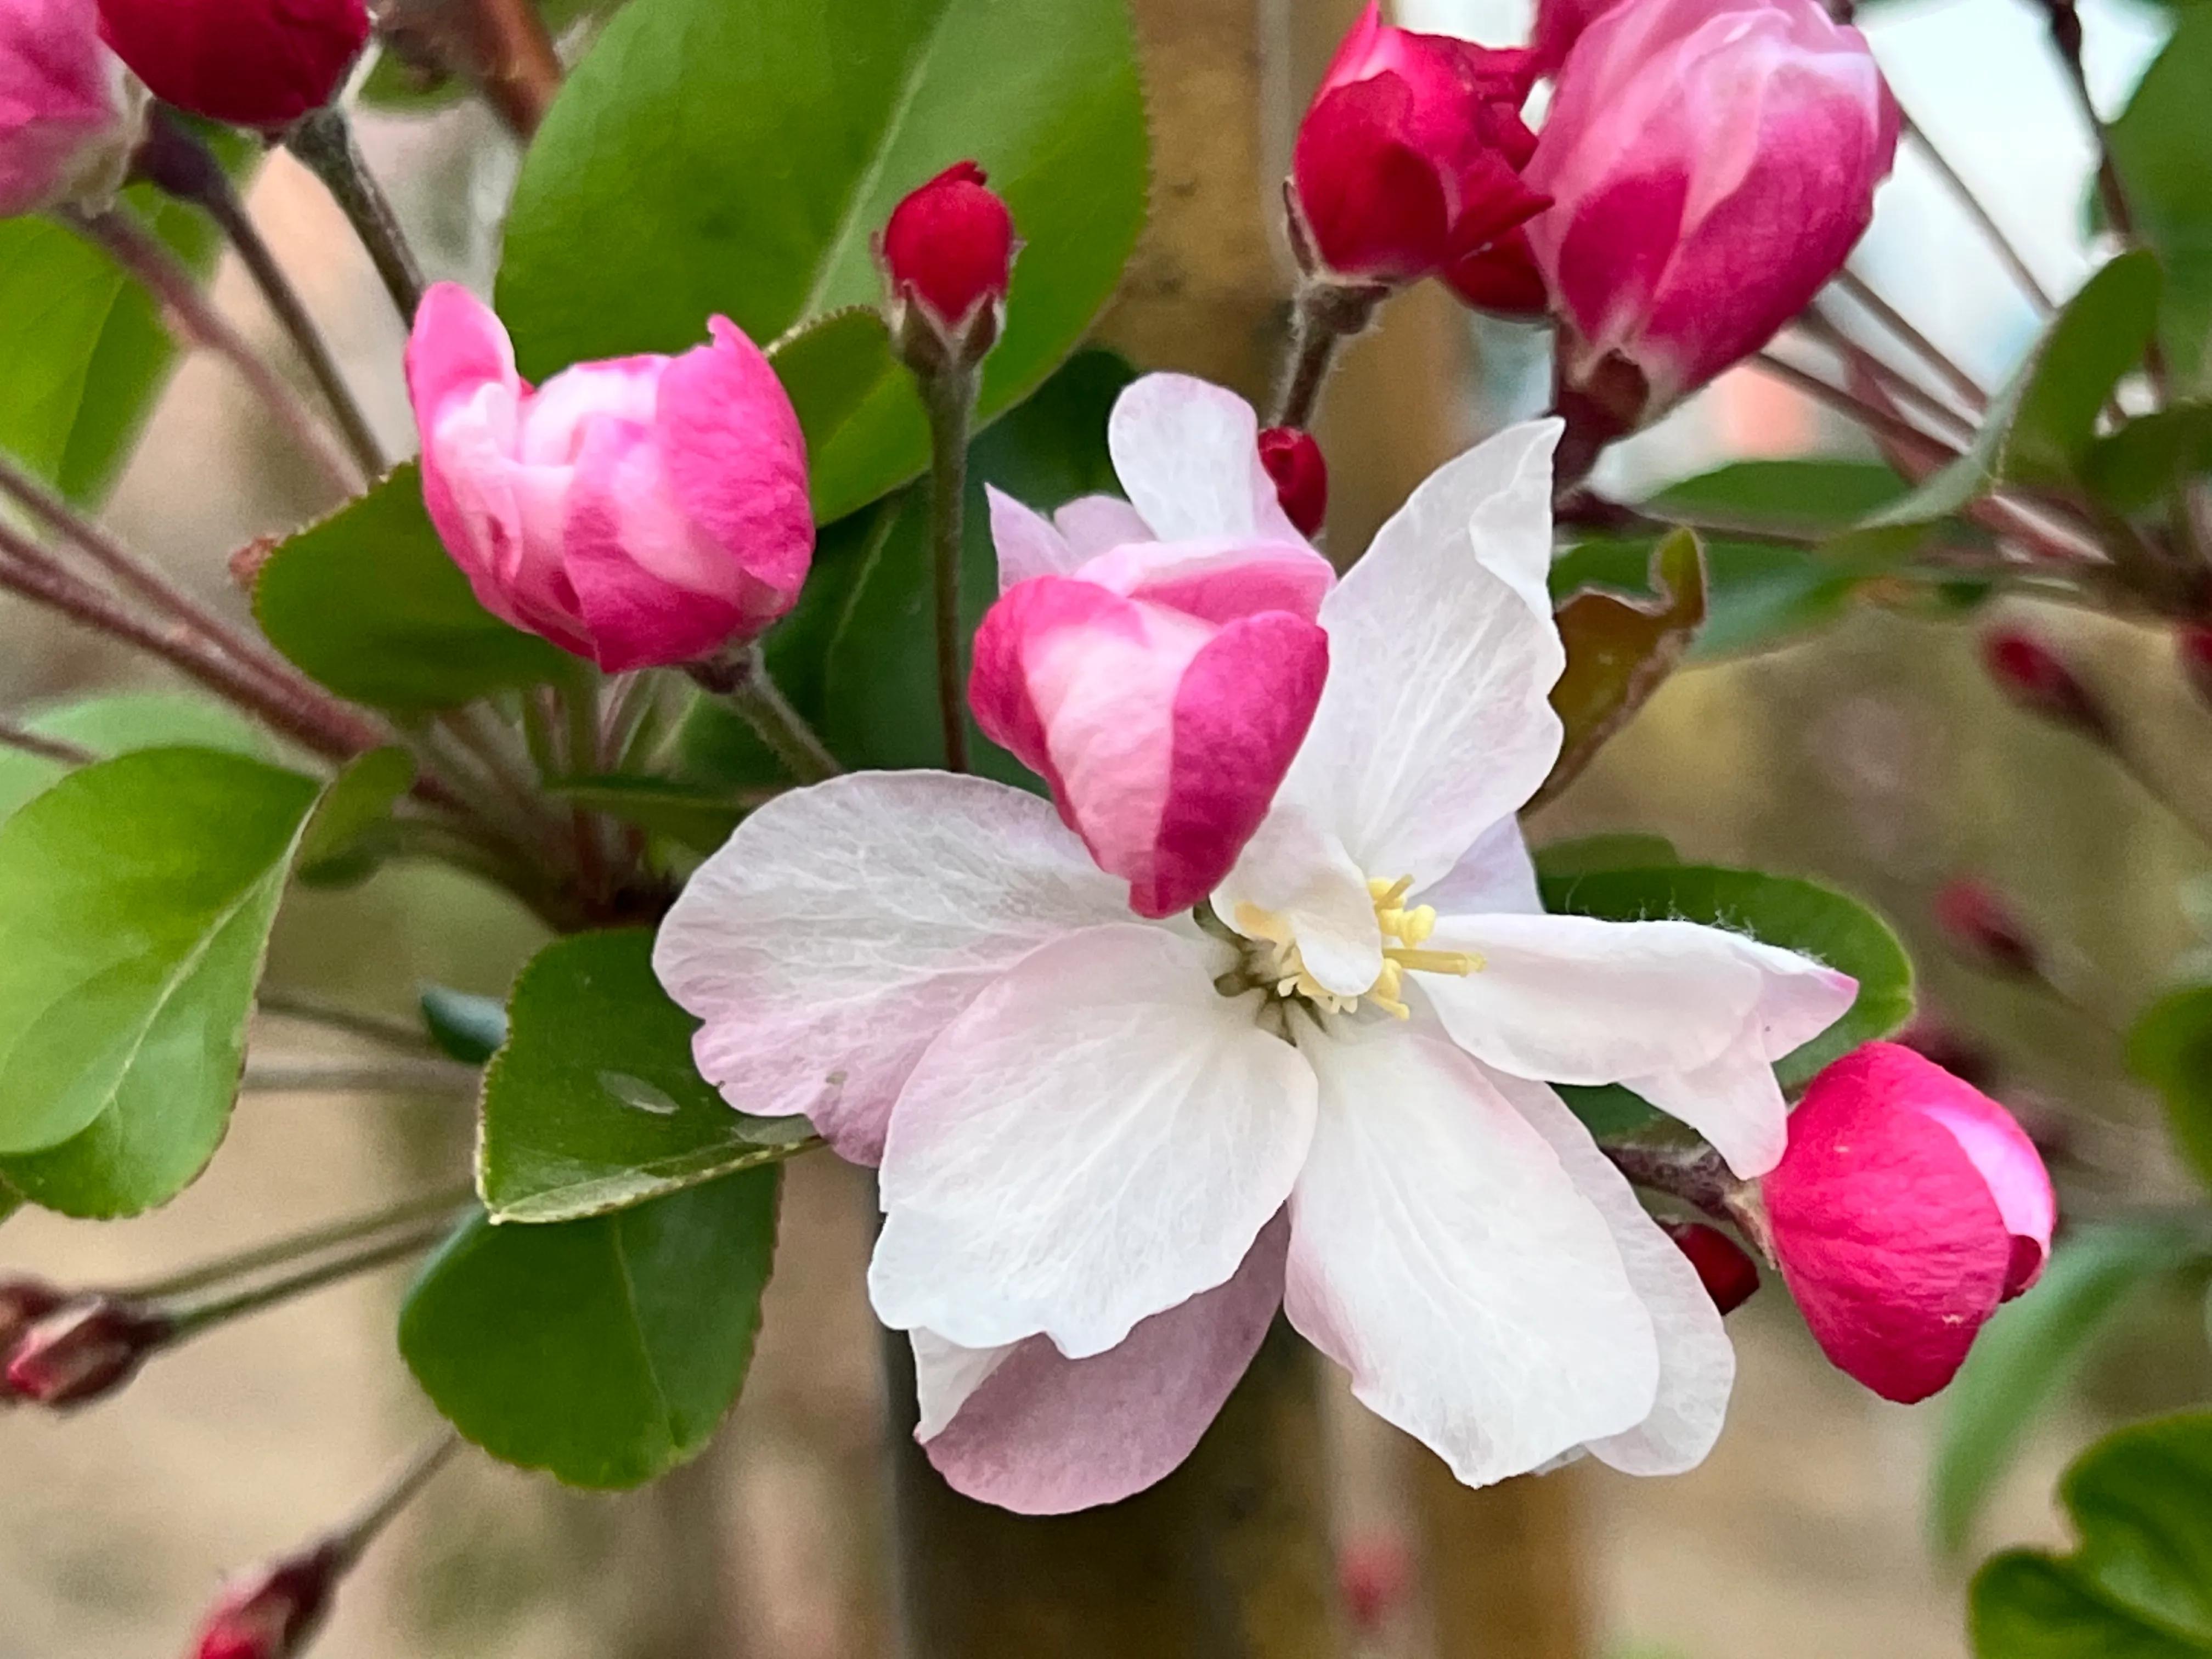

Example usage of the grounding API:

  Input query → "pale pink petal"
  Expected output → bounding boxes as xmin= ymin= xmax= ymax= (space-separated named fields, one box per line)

xmin=518 ymin=357 xmax=665 ymax=461
xmin=1108 ymin=374 xmax=1307 ymax=546
xmin=990 ymin=487 xmax=1082 ymax=590
xmin=1285 ymin=1020 xmax=1657 ymax=1486
xmin=871 ymin=923 xmax=1317 ymax=1358
xmin=652 ymin=773 xmax=1130 ymax=1166
xmin=916 ymin=1215 xmax=1290 ymax=1514
xmin=1054 ymin=494 xmax=1154 ymax=558
xmin=1076 ymin=537 xmax=1336 ymax=625
xmin=1415 ymin=816 xmax=1542 ymax=918
xmin=1920 ymin=1092 xmax=2055 ymax=1295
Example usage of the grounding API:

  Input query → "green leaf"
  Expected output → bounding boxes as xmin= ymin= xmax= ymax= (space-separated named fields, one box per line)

xmin=2085 ymin=407 xmax=2212 ymax=515
xmin=0 ymin=749 xmax=324 ymax=1216
xmin=1551 ymin=535 xmax=1880 ymax=661
xmin=1974 ymin=1413 xmax=2212 ymax=1655
xmin=1532 ymin=834 xmax=1681 ymax=879
xmin=495 ymin=0 xmax=1148 ymax=523
xmin=1649 ymin=459 xmax=1911 ymax=532
xmin=1538 ymin=864 xmax=1913 ymax=1086
xmin=0 ymin=692 xmax=269 ymax=822
xmin=2126 ymin=985 xmax=2212 ymax=1193
xmin=1933 ymin=1223 xmax=2201 ymax=1556
xmin=421 ymin=985 xmax=508 ymax=1065
xmin=296 ymin=747 xmax=415 ymax=888
xmin=2109 ymin=8 xmax=2212 ymax=395
xmin=399 ymin=1169 xmax=780 ymax=1487
xmin=480 ymin=931 xmax=814 ymax=1224
xmin=544 ymin=776 xmax=759 ymax=855
xmin=1874 ymin=253 xmax=2165 ymax=526
xmin=768 ymin=308 xmax=903 ymax=517
xmin=822 ymin=348 xmax=1133 ymax=776
xmin=253 ymin=464 xmax=574 ymax=710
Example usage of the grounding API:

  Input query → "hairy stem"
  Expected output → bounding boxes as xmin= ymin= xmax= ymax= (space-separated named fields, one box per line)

xmin=120 ymin=1187 xmax=476 ymax=1301
xmin=1900 ymin=112 xmax=2056 ymax=315
xmin=923 ymin=371 xmax=976 ymax=774
xmin=284 ymin=107 xmax=427 ymax=323
xmin=1271 ymin=281 xmax=1383 ymax=430
xmin=686 ymin=646 xmax=842 ymax=783
xmin=168 ymin=1216 xmax=465 ymax=1336
xmin=0 ymin=718 xmax=95 ymax=767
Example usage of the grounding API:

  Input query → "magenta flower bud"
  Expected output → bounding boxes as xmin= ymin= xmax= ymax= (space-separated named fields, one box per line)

xmin=1257 ymin=427 xmax=1328 ymax=538
xmin=1288 ymin=2 xmax=1548 ymax=290
xmin=4 ymin=1295 xmax=171 ymax=1408
xmin=97 ymin=0 xmax=366 ymax=132
xmin=1523 ymin=0 xmax=1899 ymax=417
xmin=1932 ymin=878 xmax=2040 ymax=980
xmin=405 ymin=284 xmax=815 ymax=673
xmin=1762 ymin=1041 xmax=2055 ymax=1403
xmin=1528 ymin=0 xmax=1621 ymax=75
xmin=190 ymin=1542 xmax=342 ymax=1659
xmin=1442 ymin=224 xmax=1549 ymax=319
xmin=1658 ymin=1219 xmax=1760 ymax=1315
xmin=1981 ymin=625 xmax=2112 ymax=741
xmin=880 ymin=160 xmax=1017 ymax=341
xmin=0 ymin=1275 xmax=68 ymax=1350
xmin=0 ymin=0 xmax=143 ymax=219
xmin=2179 ymin=625 xmax=2212 ymax=711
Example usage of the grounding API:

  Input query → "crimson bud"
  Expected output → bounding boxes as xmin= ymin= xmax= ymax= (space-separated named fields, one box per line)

xmin=190 ymin=1542 xmax=343 ymax=1659
xmin=96 ymin=0 xmax=369 ymax=132
xmin=879 ymin=161 xmax=1017 ymax=369
xmin=0 ymin=1275 xmax=68 ymax=1351
xmin=1931 ymin=878 xmax=2040 ymax=980
xmin=2177 ymin=624 xmax=2212 ymax=711
xmin=1336 ymin=1532 xmax=1413 ymax=1634
xmin=4 ymin=1294 xmax=171 ymax=1407
xmin=1257 ymin=427 xmax=1328 ymax=538
xmin=1659 ymin=1220 xmax=1760 ymax=1315
xmin=1981 ymin=625 xmax=2113 ymax=741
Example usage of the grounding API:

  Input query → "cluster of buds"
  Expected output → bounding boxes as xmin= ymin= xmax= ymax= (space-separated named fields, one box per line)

xmin=0 ymin=1281 xmax=172 ymax=1408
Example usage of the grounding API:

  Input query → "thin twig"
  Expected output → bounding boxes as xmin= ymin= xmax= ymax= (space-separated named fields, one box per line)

xmin=1833 ymin=266 xmax=1989 ymax=412
xmin=118 ymin=1187 xmax=476 ymax=1301
xmin=169 ymin=1217 xmax=464 ymax=1335
xmin=255 ymin=986 xmax=441 ymax=1052
xmin=1796 ymin=311 xmax=1978 ymax=444
xmin=1751 ymin=350 xmax=1967 ymax=464
xmin=1901 ymin=111 xmax=2056 ymax=315
xmin=284 ymin=108 xmax=426 ymax=322
xmin=332 ymin=1432 xmax=463 ymax=1566
xmin=240 ymin=1057 xmax=482 ymax=1093
xmin=0 ymin=718 xmax=95 ymax=767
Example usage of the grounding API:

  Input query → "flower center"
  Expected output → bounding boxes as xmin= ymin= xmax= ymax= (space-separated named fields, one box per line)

xmin=1234 ymin=876 xmax=1482 ymax=1020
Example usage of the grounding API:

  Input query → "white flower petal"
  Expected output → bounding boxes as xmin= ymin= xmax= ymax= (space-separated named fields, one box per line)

xmin=1212 ymin=804 xmax=1383 ymax=998
xmin=1276 ymin=420 xmax=1567 ymax=888
xmin=1054 ymin=494 xmax=1154 ymax=558
xmin=1283 ymin=1020 xmax=1658 ymax=1487
xmin=871 ymin=923 xmax=1317 ymax=1358
xmin=652 ymin=772 xmax=1129 ymax=1165
xmin=1483 ymin=1066 xmax=1734 ymax=1476
xmin=990 ymin=485 xmax=1084 ymax=590
xmin=912 ymin=1330 xmax=1017 ymax=1441
xmin=1108 ymin=373 xmax=1304 ymax=545
xmin=1414 ymin=815 xmax=1542 ymax=918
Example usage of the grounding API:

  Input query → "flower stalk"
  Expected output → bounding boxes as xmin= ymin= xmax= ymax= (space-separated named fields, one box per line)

xmin=686 ymin=645 xmax=842 ymax=784
xmin=283 ymin=106 xmax=426 ymax=322
xmin=0 ymin=718 xmax=94 ymax=767
xmin=1272 ymin=278 xmax=1384 ymax=430
xmin=923 ymin=368 xmax=977 ymax=774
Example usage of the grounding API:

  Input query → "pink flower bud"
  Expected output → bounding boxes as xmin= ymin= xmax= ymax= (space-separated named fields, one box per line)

xmin=1932 ymin=878 xmax=2039 ymax=980
xmin=4 ymin=1295 xmax=171 ymax=1408
xmin=1762 ymin=1041 xmax=2055 ymax=1403
xmin=1981 ymin=625 xmax=2112 ymax=741
xmin=1256 ymin=427 xmax=1328 ymax=538
xmin=0 ymin=0 xmax=143 ymax=218
xmin=880 ymin=161 xmax=1017 ymax=336
xmin=190 ymin=1542 xmax=342 ymax=1659
xmin=2180 ymin=625 xmax=2212 ymax=712
xmin=1442 ymin=224 xmax=1549 ymax=318
xmin=405 ymin=284 xmax=815 ymax=673
xmin=1289 ymin=3 xmax=1548 ymax=289
xmin=1529 ymin=0 xmax=1621 ymax=75
xmin=1659 ymin=1219 xmax=1760 ymax=1315
xmin=0 ymin=1276 xmax=67 ymax=1355
xmin=97 ymin=0 xmax=367 ymax=132
xmin=1523 ymin=0 xmax=1899 ymax=415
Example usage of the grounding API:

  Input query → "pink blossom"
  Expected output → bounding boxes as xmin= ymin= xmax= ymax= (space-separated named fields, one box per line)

xmin=1290 ymin=2 xmax=1547 ymax=289
xmin=1523 ymin=0 xmax=1899 ymax=414
xmin=405 ymin=283 xmax=814 ymax=673
xmin=1762 ymin=1041 xmax=2056 ymax=1403
xmin=0 ymin=0 xmax=142 ymax=219
xmin=972 ymin=375 xmax=1336 ymax=918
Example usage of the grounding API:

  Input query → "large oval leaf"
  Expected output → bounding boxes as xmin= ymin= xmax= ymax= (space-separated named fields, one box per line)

xmin=399 ymin=1169 xmax=780 ymax=1487
xmin=494 ymin=0 xmax=1148 ymax=523
xmin=0 ymin=692 xmax=269 ymax=823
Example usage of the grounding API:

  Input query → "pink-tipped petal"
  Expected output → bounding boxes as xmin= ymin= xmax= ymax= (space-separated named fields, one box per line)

xmin=405 ymin=283 xmax=521 ymax=421
xmin=990 ymin=487 xmax=1082 ymax=590
xmin=1054 ymin=494 xmax=1154 ymax=558
xmin=1077 ymin=538 xmax=1336 ymax=626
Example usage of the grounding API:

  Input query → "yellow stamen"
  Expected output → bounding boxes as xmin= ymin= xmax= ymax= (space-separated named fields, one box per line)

xmin=1234 ymin=875 xmax=1482 ymax=1020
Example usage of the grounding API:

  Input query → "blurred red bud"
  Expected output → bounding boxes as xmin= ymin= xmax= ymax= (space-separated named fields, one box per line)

xmin=190 ymin=1542 xmax=343 ymax=1659
xmin=1981 ymin=627 xmax=2112 ymax=742
xmin=1660 ymin=1220 xmax=1761 ymax=1314
xmin=0 ymin=1275 xmax=68 ymax=1351
xmin=1893 ymin=1014 xmax=2000 ymax=1092
xmin=1932 ymin=878 xmax=2039 ymax=980
xmin=2177 ymin=625 xmax=2212 ymax=710
xmin=4 ymin=1295 xmax=170 ymax=1408
xmin=1336 ymin=1530 xmax=1413 ymax=1633
xmin=1257 ymin=427 xmax=1329 ymax=538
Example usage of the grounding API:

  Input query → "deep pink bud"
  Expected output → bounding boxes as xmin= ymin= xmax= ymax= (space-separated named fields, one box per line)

xmin=1763 ymin=1041 xmax=2055 ymax=1403
xmin=4 ymin=1295 xmax=171 ymax=1408
xmin=973 ymin=374 xmax=1334 ymax=918
xmin=97 ymin=0 xmax=368 ymax=131
xmin=1529 ymin=0 xmax=1622 ymax=75
xmin=405 ymin=283 xmax=815 ymax=673
xmin=190 ymin=1542 xmax=342 ymax=1659
xmin=1660 ymin=1220 xmax=1761 ymax=1315
xmin=880 ymin=160 xmax=1017 ymax=333
xmin=1289 ymin=3 xmax=1548 ymax=288
xmin=0 ymin=0 xmax=142 ymax=218
xmin=1523 ymin=0 xmax=1900 ymax=414
xmin=1257 ymin=427 xmax=1328 ymax=538
xmin=1443 ymin=225 xmax=1549 ymax=318
xmin=1932 ymin=878 xmax=2040 ymax=980
xmin=0 ymin=1276 xmax=68 ymax=1350
xmin=2179 ymin=625 xmax=2212 ymax=711
xmin=1981 ymin=626 xmax=2112 ymax=740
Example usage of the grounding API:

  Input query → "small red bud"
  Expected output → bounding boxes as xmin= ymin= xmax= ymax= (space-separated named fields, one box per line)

xmin=4 ymin=1295 xmax=171 ymax=1408
xmin=1932 ymin=878 xmax=2039 ymax=980
xmin=1336 ymin=1531 xmax=1413 ymax=1633
xmin=880 ymin=161 xmax=1017 ymax=341
xmin=1257 ymin=426 xmax=1329 ymax=538
xmin=0 ymin=1275 xmax=69 ymax=1351
xmin=97 ymin=0 xmax=371 ymax=132
xmin=1981 ymin=627 xmax=2112 ymax=742
xmin=1659 ymin=1220 xmax=1761 ymax=1315
xmin=189 ymin=1542 xmax=343 ymax=1659
xmin=2177 ymin=625 xmax=2212 ymax=710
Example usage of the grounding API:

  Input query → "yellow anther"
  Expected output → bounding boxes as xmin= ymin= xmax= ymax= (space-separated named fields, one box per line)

xmin=1233 ymin=876 xmax=1480 ymax=1020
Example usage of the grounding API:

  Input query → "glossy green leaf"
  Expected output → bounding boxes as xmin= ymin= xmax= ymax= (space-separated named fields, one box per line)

xmin=421 ymin=985 xmax=509 ymax=1065
xmin=1648 ymin=459 xmax=1910 ymax=533
xmin=2126 ymin=985 xmax=2212 ymax=1193
xmin=479 ymin=930 xmax=814 ymax=1224
xmin=2085 ymin=406 xmax=2212 ymax=515
xmin=1933 ymin=1223 xmax=2200 ymax=1556
xmin=0 ymin=749 xmax=323 ymax=1216
xmin=495 ymin=0 xmax=1148 ymax=523
xmin=2109 ymin=8 xmax=2212 ymax=394
xmin=1538 ymin=864 xmax=1913 ymax=1086
xmin=296 ymin=747 xmax=415 ymax=888
xmin=400 ymin=1169 xmax=780 ymax=1487
xmin=254 ymin=464 xmax=574 ymax=710
xmin=1531 ymin=834 xmax=1681 ymax=878
xmin=1973 ymin=1413 xmax=2212 ymax=1655
xmin=768 ymin=308 xmax=903 ymax=517
xmin=0 ymin=692 xmax=269 ymax=822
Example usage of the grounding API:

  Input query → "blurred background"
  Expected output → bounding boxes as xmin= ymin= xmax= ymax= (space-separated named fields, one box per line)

xmin=3 ymin=0 xmax=2207 ymax=1655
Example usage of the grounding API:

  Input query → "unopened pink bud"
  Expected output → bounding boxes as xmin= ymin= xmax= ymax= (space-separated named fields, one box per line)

xmin=0 ymin=1276 xmax=67 ymax=1351
xmin=2177 ymin=625 xmax=2212 ymax=710
xmin=1289 ymin=3 xmax=1547 ymax=290
xmin=0 ymin=0 xmax=143 ymax=219
xmin=1659 ymin=1220 xmax=1760 ymax=1314
xmin=1982 ymin=626 xmax=2112 ymax=740
xmin=1257 ymin=427 xmax=1328 ymax=538
xmin=190 ymin=1542 xmax=342 ymax=1659
xmin=1932 ymin=878 xmax=2039 ymax=980
xmin=879 ymin=161 xmax=1017 ymax=341
xmin=97 ymin=0 xmax=368 ymax=132
xmin=1443 ymin=225 xmax=1549 ymax=318
xmin=4 ymin=1295 xmax=171 ymax=1408
xmin=1762 ymin=1041 xmax=2055 ymax=1403
xmin=405 ymin=284 xmax=815 ymax=673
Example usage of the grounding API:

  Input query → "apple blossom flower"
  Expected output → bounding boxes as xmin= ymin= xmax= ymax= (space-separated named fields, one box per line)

xmin=1523 ymin=0 xmax=1899 ymax=417
xmin=97 ymin=0 xmax=368 ymax=132
xmin=974 ymin=375 xmax=1336 ymax=917
xmin=656 ymin=412 xmax=1856 ymax=1512
xmin=1289 ymin=2 xmax=1547 ymax=291
xmin=404 ymin=283 xmax=814 ymax=673
xmin=1761 ymin=1041 xmax=2055 ymax=1402
xmin=0 ymin=0 xmax=143 ymax=220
